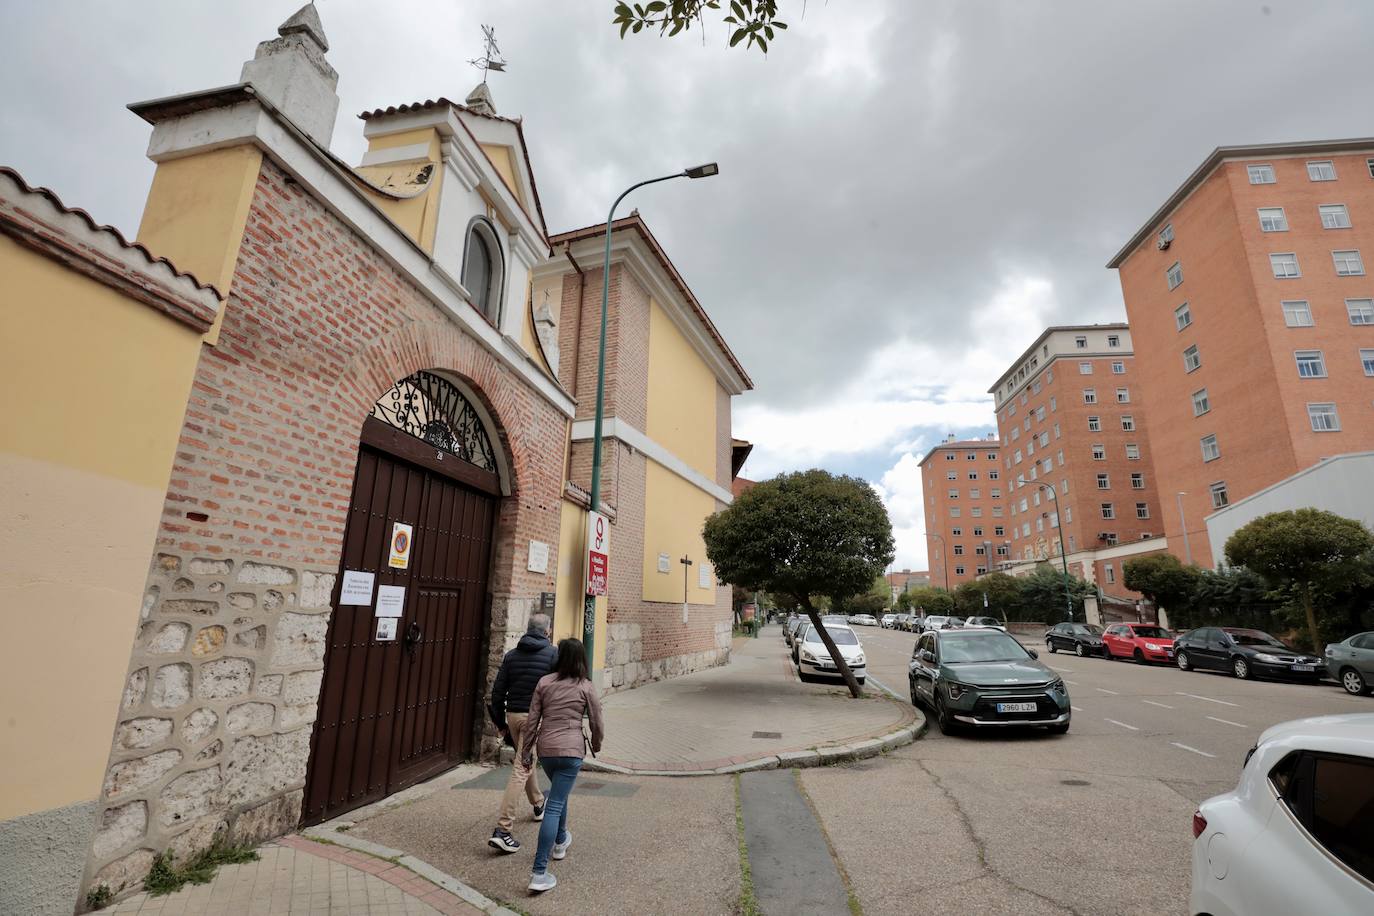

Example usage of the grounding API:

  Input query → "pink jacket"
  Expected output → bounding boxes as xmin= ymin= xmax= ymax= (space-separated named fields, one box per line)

xmin=524 ymin=673 xmax=605 ymax=760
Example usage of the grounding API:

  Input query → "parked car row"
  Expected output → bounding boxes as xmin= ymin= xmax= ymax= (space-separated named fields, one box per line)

xmin=879 ymin=613 xmax=1008 ymax=633
xmin=1042 ymin=621 xmax=1373 ymax=697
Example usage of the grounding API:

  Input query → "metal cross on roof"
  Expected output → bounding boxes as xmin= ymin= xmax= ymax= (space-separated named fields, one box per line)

xmin=468 ymin=24 xmax=506 ymax=83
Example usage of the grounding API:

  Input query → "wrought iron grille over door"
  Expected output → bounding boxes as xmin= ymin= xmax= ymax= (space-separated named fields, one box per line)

xmin=370 ymin=371 xmax=497 ymax=472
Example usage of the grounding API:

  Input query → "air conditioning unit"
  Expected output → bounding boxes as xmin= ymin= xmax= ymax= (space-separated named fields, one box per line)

xmin=1157 ymin=237 xmax=1172 ymax=250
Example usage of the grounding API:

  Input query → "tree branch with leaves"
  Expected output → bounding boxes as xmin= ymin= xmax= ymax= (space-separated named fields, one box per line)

xmin=613 ymin=0 xmax=791 ymax=53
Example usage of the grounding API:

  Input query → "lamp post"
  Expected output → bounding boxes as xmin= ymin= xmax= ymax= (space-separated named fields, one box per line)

xmin=925 ymin=532 xmax=949 ymax=592
xmin=582 ymin=163 xmax=719 ymax=669
xmin=1035 ymin=482 xmax=1074 ymax=623
xmin=1176 ymin=491 xmax=1192 ymax=565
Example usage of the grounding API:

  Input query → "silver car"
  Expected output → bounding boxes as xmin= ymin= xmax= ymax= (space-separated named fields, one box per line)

xmin=795 ymin=623 xmax=866 ymax=685
xmin=1325 ymin=631 xmax=1374 ymax=695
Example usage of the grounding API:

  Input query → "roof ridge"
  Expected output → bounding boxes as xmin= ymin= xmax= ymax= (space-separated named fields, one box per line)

xmin=357 ymin=97 xmax=519 ymax=125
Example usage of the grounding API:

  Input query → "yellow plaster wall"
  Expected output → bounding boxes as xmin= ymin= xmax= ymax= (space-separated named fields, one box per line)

xmin=356 ymin=128 xmax=444 ymax=252
xmin=0 ymin=237 xmax=206 ymax=820
xmin=641 ymin=461 xmax=718 ymax=605
xmin=646 ymin=298 xmax=717 ymax=479
xmin=480 ymin=144 xmax=523 ymax=207
xmin=554 ymin=500 xmax=607 ymax=671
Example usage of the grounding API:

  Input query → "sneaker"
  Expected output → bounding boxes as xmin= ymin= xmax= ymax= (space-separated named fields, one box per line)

xmin=528 ymin=871 xmax=557 ymax=893
xmin=551 ymin=829 xmax=572 ymax=861
xmin=532 ymin=803 xmax=545 ymax=822
xmin=487 ymin=829 xmax=520 ymax=854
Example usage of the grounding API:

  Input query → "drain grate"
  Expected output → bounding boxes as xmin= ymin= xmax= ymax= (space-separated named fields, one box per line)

xmin=752 ymin=731 xmax=783 ymax=739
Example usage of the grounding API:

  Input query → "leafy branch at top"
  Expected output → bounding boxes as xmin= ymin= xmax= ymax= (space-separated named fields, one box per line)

xmin=612 ymin=1 xmax=790 ymax=54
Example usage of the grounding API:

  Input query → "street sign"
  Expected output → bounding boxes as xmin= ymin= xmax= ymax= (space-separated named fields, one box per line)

xmin=586 ymin=511 xmax=609 ymax=596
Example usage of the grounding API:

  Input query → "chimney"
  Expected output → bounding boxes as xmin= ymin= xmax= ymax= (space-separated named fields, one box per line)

xmin=240 ymin=2 xmax=339 ymax=147
xmin=464 ymin=82 xmax=497 ymax=117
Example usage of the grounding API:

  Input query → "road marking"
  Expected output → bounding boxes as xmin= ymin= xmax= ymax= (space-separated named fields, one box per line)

xmin=1095 ymin=687 xmax=1119 ymax=695
xmin=1176 ymin=692 xmax=1240 ymax=707
xmin=1206 ymin=716 xmax=1249 ymax=729
xmin=1142 ymin=700 xmax=1175 ymax=709
xmin=1064 ymin=680 xmax=1079 ymax=686
xmin=1053 ymin=667 xmax=1075 ymax=673
xmin=1171 ymin=742 xmax=1217 ymax=759
xmin=1105 ymin=719 xmax=1139 ymax=731
xmin=864 ymin=672 xmax=903 ymax=703
xmin=1071 ymin=705 xmax=1084 ymax=712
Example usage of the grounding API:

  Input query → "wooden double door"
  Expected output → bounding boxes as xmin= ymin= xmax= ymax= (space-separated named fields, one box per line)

xmin=303 ymin=419 xmax=497 ymax=825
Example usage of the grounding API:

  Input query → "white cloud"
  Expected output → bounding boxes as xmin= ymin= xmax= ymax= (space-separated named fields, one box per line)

xmin=871 ymin=451 xmax=928 ymax=570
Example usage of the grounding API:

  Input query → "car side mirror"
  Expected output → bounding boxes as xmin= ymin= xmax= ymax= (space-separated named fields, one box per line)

xmin=920 ymin=650 xmax=936 ymax=663
xmin=1027 ymin=649 xmax=1039 ymax=659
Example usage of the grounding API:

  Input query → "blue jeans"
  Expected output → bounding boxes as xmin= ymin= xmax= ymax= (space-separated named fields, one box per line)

xmin=531 ymin=756 xmax=582 ymax=873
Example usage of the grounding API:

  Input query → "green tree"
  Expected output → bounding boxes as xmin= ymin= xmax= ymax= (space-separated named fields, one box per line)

xmin=613 ymin=0 xmax=789 ymax=54
xmin=1018 ymin=564 xmax=1094 ymax=623
xmin=1224 ymin=509 xmax=1374 ymax=651
xmin=952 ymin=572 xmax=1023 ymax=621
xmin=837 ymin=574 xmax=891 ymax=616
xmin=704 ymin=470 xmax=894 ymax=696
xmin=1123 ymin=554 xmax=1202 ymax=621
xmin=905 ymin=585 xmax=954 ymax=618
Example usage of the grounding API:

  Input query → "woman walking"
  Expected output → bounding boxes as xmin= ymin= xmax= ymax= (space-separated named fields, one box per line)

xmin=521 ymin=638 xmax=604 ymax=894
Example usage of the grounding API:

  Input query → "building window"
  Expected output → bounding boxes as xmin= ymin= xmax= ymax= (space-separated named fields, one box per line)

xmin=1105 ymin=563 xmax=1116 ymax=584
xmin=1295 ymin=349 xmax=1327 ymax=378
xmin=1032 ymin=379 xmax=1042 ymax=394
xmin=1101 ymin=503 xmax=1115 ymax=519
xmin=1270 ymin=252 xmax=1301 ymax=278
xmin=991 ymin=487 xmax=1001 ymax=497
xmin=1258 ymin=207 xmax=1288 ymax=232
xmin=1201 ymin=434 xmax=1220 ymax=462
xmin=1107 ymin=335 xmax=1121 ymax=348
xmin=994 ymin=526 xmax=1005 ymax=536
xmin=1175 ymin=302 xmax=1192 ymax=331
xmin=974 ymin=544 xmax=986 ymax=555
xmin=992 ymin=506 xmax=1004 ymax=517
xmin=1010 ymin=427 xmax=1020 ymax=441
xmin=1057 ymin=449 xmax=1065 ymax=466
xmin=1053 ymin=422 xmax=1061 ymax=439
xmin=1308 ymin=402 xmax=1340 ymax=431
xmin=1183 ymin=345 xmax=1201 ymax=372
xmin=952 ymin=527 xmax=962 ymax=536
xmin=1014 ymin=449 xmax=1022 ymax=464
xmin=1087 ymin=415 xmax=1101 ymax=432
xmin=1065 ymin=508 xmax=1073 ymax=524
xmin=967 ymin=451 xmax=978 ymax=460
xmin=954 ymin=566 xmax=965 ymax=576
xmin=1282 ymin=300 xmax=1314 ymax=327
xmin=1369 ymin=158 xmax=1374 ymax=179
xmin=946 ymin=453 xmax=955 ymax=460
xmin=947 ymin=470 xmax=958 ymax=480
xmin=1319 ymin=204 xmax=1351 ymax=229
xmin=1035 ymin=406 xmax=1046 ymax=421
xmin=1209 ymin=481 xmax=1229 ymax=509
xmin=989 ymin=469 xmax=999 ymax=479
xmin=1074 ymin=335 xmax=1087 ymax=349
xmin=1092 ymin=444 xmax=1106 ymax=460
xmin=1136 ymin=503 xmax=1150 ymax=520
xmin=953 ymin=544 xmax=965 ymax=556
xmin=1307 ymin=160 xmax=1337 ymax=181
xmin=1158 ymin=223 xmax=1174 ymax=247
xmin=1126 ymin=443 xmax=1141 ymax=460
xmin=1166 ymin=262 xmax=1184 ymax=290
xmin=970 ymin=488 xmax=981 ymax=499
xmin=996 ymin=545 xmax=1009 ymax=557
xmin=1079 ymin=361 xmax=1093 ymax=375
xmin=1192 ymin=388 xmax=1210 ymax=416
xmin=1111 ymin=361 xmax=1125 ymax=374
xmin=950 ymin=507 xmax=961 ymax=517
xmin=461 ymin=218 xmax=505 ymax=323
xmin=1039 ymin=432 xmax=1050 ymax=448
xmin=1333 ymin=249 xmax=1365 ymax=276
xmin=1348 ymin=299 xmax=1374 ymax=325
xmin=976 ymin=566 xmax=987 ymax=575
xmin=1096 ymin=473 xmax=1110 ymax=489
xmin=1361 ymin=348 xmax=1374 ymax=376
xmin=1049 ymin=396 xmax=1057 ymax=411
xmin=1083 ymin=388 xmax=1097 ymax=404
xmin=948 ymin=488 xmax=960 ymax=499
xmin=1121 ymin=415 xmax=1135 ymax=431
xmin=1131 ymin=472 xmax=1145 ymax=489
xmin=1247 ymin=163 xmax=1276 ymax=184
xmin=1116 ymin=387 xmax=1130 ymax=403
xmin=968 ymin=471 xmax=979 ymax=480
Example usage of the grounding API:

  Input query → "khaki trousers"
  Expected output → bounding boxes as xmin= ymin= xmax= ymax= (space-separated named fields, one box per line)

xmin=497 ymin=712 xmax=545 ymax=831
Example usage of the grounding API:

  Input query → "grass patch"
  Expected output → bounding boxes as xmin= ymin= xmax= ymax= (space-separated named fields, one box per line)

xmin=143 ymin=842 xmax=260 ymax=896
xmin=733 ymin=774 xmax=763 ymax=916
xmin=84 ymin=885 xmax=113 ymax=911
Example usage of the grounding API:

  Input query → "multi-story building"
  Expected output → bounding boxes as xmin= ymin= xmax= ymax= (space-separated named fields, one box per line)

xmin=989 ymin=325 xmax=1166 ymax=594
xmin=918 ymin=436 xmax=1004 ymax=589
xmin=1109 ymin=139 xmax=1374 ymax=566
xmin=885 ymin=568 xmax=930 ymax=604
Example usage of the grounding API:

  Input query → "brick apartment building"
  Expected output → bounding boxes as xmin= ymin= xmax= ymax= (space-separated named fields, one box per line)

xmin=918 ymin=437 xmax=1004 ymax=589
xmin=989 ymin=325 xmax=1166 ymax=595
xmin=1110 ymin=139 xmax=1374 ymax=566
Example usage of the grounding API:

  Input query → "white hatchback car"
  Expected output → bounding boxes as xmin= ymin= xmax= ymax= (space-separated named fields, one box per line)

xmin=1190 ymin=713 xmax=1374 ymax=915
xmin=795 ymin=623 xmax=866 ymax=685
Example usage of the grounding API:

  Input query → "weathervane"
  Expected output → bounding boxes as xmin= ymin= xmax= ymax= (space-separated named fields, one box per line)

xmin=468 ymin=24 xmax=506 ymax=84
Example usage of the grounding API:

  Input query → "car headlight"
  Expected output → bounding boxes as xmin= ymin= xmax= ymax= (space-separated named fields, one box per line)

xmin=1049 ymin=679 xmax=1066 ymax=694
xmin=1253 ymin=652 xmax=1283 ymax=664
xmin=1144 ymin=643 xmax=1162 ymax=652
xmin=851 ymin=654 xmax=865 ymax=666
xmin=945 ymin=681 xmax=968 ymax=700
xmin=801 ymin=649 xmax=816 ymax=662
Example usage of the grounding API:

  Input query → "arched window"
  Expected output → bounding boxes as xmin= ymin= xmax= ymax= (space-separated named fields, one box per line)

xmin=462 ymin=219 xmax=503 ymax=323
xmin=370 ymin=371 xmax=497 ymax=471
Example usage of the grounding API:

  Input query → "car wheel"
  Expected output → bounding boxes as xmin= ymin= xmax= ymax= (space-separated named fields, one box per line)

xmin=1232 ymin=657 xmax=1251 ymax=680
xmin=1340 ymin=667 xmax=1367 ymax=696
xmin=856 ymin=678 xmax=866 ymax=686
xmin=934 ymin=692 xmax=959 ymax=735
xmin=1046 ymin=721 xmax=1070 ymax=735
xmin=1133 ymin=649 xmax=1145 ymax=665
xmin=1177 ymin=651 xmax=1191 ymax=671
xmin=1074 ymin=643 xmax=1086 ymax=658
xmin=910 ymin=684 xmax=920 ymax=707
xmin=798 ymin=671 xmax=814 ymax=684
xmin=1047 ymin=640 xmax=1057 ymax=654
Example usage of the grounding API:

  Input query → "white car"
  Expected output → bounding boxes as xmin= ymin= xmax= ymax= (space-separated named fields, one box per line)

xmin=795 ymin=623 xmax=866 ymax=685
xmin=880 ymin=614 xmax=898 ymax=629
xmin=849 ymin=614 xmax=878 ymax=627
xmin=923 ymin=615 xmax=954 ymax=631
xmin=963 ymin=616 xmax=1006 ymax=632
xmin=1189 ymin=713 xmax=1374 ymax=916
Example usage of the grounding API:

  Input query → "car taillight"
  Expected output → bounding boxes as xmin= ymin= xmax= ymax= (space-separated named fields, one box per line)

xmin=1192 ymin=811 xmax=1207 ymax=839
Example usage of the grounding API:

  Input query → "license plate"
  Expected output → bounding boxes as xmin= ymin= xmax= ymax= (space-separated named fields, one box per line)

xmin=1291 ymin=665 xmax=1314 ymax=672
xmin=997 ymin=702 xmax=1037 ymax=713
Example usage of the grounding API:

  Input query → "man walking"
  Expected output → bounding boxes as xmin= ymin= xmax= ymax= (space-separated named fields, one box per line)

xmin=487 ymin=613 xmax=557 ymax=853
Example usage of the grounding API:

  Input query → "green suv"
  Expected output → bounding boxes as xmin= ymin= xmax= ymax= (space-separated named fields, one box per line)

xmin=909 ymin=628 xmax=1071 ymax=735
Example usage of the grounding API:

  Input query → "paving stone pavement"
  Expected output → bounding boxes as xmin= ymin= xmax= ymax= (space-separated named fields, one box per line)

xmin=102 ymin=837 xmax=482 ymax=915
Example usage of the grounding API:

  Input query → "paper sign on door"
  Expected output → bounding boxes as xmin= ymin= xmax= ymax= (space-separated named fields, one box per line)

xmin=388 ymin=522 xmax=413 ymax=569
xmin=375 ymin=585 xmax=406 ymax=618
xmin=375 ymin=618 xmax=398 ymax=641
xmin=339 ymin=570 xmax=375 ymax=605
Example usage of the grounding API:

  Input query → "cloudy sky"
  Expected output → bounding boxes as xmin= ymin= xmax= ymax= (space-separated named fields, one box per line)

xmin=4 ymin=1 xmax=1371 ymax=568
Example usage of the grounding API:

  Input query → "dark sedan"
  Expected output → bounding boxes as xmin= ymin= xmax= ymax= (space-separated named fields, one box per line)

xmin=1045 ymin=622 xmax=1106 ymax=658
xmin=1174 ymin=626 xmax=1323 ymax=681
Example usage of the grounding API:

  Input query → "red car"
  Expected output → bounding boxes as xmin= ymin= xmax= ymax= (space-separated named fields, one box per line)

xmin=1102 ymin=623 xmax=1175 ymax=663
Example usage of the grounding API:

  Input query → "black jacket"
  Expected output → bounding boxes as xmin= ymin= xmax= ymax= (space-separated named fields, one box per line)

xmin=488 ymin=633 xmax=557 ymax=730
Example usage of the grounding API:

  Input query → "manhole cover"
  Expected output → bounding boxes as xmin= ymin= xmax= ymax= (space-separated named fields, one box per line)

xmin=580 ymin=781 xmax=606 ymax=790
xmin=1060 ymin=779 xmax=1091 ymax=786
xmin=752 ymin=731 xmax=782 ymax=739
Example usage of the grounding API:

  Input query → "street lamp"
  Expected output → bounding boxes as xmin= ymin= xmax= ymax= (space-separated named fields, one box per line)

xmin=925 ymin=532 xmax=950 ymax=592
xmin=582 ymin=164 xmax=719 ymax=669
xmin=1176 ymin=491 xmax=1192 ymax=565
xmin=1035 ymin=482 xmax=1074 ymax=623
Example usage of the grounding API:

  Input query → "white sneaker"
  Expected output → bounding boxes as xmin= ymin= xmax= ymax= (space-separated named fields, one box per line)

xmin=551 ymin=829 xmax=572 ymax=861
xmin=528 ymin=871 xmax=557 ymax=893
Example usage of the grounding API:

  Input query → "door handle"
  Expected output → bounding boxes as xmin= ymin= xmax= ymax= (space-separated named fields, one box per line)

xmin=404 ymin=621 xmax=423 ymax=656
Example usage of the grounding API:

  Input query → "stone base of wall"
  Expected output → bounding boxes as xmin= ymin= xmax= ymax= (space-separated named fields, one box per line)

xmin=600 ymin=619 xmax=733 ymax=695
xmin=0 ymin=798 xmax=99 ymax=916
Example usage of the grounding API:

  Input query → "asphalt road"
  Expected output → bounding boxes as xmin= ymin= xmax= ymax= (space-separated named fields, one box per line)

xmin=795 ymin=624 xmax=1371 ymax=915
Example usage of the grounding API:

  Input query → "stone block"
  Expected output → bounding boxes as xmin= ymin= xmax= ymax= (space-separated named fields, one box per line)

xmin=189 ymin=558 xmax=234 ymax=577
xmin=161 ymin=599 xmax=219 ymax=617
xmin=608 ymin=639 xmax=631 ymax=667
xmin=610 ymin=665 xmax=625 ymax=687
xmin=271 ymin=613 xmax=328 ymax=666
xmin=172 ymin=577 xmax=195 ymax=592
xmin=192 ymin=625 xmax=227 ymax=657
xmin=227 ymin=789 xmax=303 ymax=846
xmin=207 ymin=581 xmax=224 ymax=593
xmin=123 ymin=668 xmax=148 ymax=710
xmin=622 ymin=662 xmax=640 ymax=685
xmin=149 ymin=622 xmax=190 ymax=654
xmin=182 ymin=708 xmax=219 ymax=745
xmin=238 ymin=561 xmax=295 ymax=586
xmin=280 ymin=704 xmax=316 ymax=728
xmin=92 ymin=848 xmax=155 ymax=896
xmin=92 ymin=801 xmax=147 ymax=860
xmin=299 ymin=570 xmax=335 ymax=609
xmin=152 ymin=663 xmax=193 ymax=708
xmin=141 ymin=586 xmax=159 ymax=619
xmin=104 ymin=749 xmax=182 ymax=798
xmin=199 ymin=658 xmax=254 ymax=700
xmin=116 ymin=717 xmax=173 ymax=750
xmin=227 ymin=592 xmax=257 ymax=610
xmin=256 ymin=674 xmax=283 ymax=697
xmin=234 ymin=624 xmax=267 ymax=650
xmin=282 ymin=669 xmax=323 ymax=706
xmin=195 ymin=739 xmax=224 ymax=762
xmin=227 ymin=701 xmax=275 ymax=733
xmin=159 ymin=767 xmax=224 ymax=827
xmin=165 ymin=815 xmax=226 ymax=863
xmin=263 ymin=589 xmax=286 ymax=611
xmin=224 ymin=729 xmax=310 ymax=807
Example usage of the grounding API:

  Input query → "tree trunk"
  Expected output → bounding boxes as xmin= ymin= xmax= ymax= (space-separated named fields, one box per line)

xmin=1303 ymin=588 xmax=1321 ymax=655
xmin=801 ymin=602 xmax=863 ymax=699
